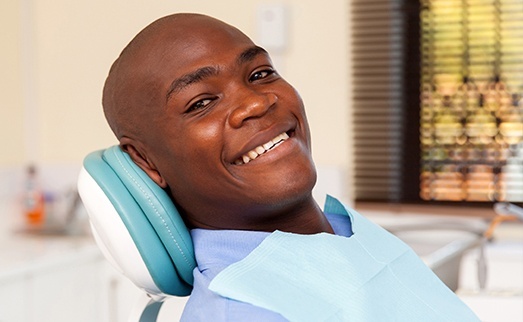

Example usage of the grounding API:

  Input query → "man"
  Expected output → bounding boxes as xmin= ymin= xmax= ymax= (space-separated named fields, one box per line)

xmin=102 ymin=13 xmax=479 ymax=321
xmin=103 ymin=13 xmax=332 ymax=236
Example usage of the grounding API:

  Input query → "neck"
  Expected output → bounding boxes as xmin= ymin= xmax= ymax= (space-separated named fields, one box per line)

xmin=187 ymin=195 xmax=334 ymax=234
xmin=250 ymin=196 xmax=335 ymax=234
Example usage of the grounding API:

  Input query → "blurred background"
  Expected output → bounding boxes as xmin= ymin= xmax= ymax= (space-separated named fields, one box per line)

xmin=0 ymin=0 xmax=351 ymax=200
xmin=0 ymin=0 xmax=521 ymax=321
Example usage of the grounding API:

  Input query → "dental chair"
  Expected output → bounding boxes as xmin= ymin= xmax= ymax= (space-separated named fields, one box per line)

xmin=77 ymin=146 xmax=196 ymax=321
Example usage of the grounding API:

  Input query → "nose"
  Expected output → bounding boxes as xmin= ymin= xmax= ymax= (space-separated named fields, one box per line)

xmin=227 ymin=88 xmax=278 ymax=128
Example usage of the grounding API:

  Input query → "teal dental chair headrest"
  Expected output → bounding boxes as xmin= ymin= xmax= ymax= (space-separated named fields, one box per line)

xmin=77 ymin=145 xmax=196 ymax=298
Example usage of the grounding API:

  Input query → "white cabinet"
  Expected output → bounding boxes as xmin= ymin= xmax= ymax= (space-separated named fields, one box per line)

xmin=0 ymin=236 xmax=188 ymax=322
xmin=98 ymin=262 xmax=143 ymax=322
xmin=99 ymin=262 xmax=189 ymax=322
xmin=0 ymin=237 xmax=102 ymax=322
xmin=28 ymin=258 xmax=101 ymax=322
xmin=0 ymin=244 xmax=103 ymax=322
xmin=0 ymin=275 xmax=28 ymax=322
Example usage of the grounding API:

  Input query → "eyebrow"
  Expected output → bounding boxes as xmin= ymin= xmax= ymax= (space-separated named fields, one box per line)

xmin=166 ymin=46 xmax=269 ymax=101
xmin=236 ymin=46 xmax=268 ymax=66
xmin=166 ymin=66 xmax=219 ymax=101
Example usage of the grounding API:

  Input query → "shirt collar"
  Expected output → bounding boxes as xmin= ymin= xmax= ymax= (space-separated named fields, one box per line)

xmin=190 ymin=196 xmax=353 ymax=276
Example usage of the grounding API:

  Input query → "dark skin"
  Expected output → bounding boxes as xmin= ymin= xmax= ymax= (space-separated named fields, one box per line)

xmin=103 ymin=13 xmax=334 ymax=234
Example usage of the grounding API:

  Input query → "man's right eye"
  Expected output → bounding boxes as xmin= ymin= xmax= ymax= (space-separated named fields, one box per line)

xmin=187 ymin=98 xmax=213 ymax=112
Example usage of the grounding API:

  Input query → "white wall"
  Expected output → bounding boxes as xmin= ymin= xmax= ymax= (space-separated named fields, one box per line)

xmin=0 ymin=0 xmax=353 ymax=202
xmin=0 ymin=0 xmax=25 ymax=166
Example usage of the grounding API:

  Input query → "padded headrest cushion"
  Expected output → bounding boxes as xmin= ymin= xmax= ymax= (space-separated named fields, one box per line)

xmin=78 ymin=146 xmax=196 ymax=297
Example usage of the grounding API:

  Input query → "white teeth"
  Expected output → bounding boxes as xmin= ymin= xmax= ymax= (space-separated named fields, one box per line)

xmin=255 ymin=146 xmax=266 ymax=154
xmin=236 ymin=132 xmax=290 ymax=165
xmin=262 ymin=142 xmax=273 ymax=150
xmin=278 ymin=132 xmax=290 ymax=141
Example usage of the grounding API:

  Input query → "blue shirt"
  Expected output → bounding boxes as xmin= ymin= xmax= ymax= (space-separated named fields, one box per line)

xmin=180 ymin=200 xmax=353 ymax=321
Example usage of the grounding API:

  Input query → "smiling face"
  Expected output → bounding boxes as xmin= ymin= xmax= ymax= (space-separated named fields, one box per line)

xmin=104 ymin=14 xmax=318 ymax=231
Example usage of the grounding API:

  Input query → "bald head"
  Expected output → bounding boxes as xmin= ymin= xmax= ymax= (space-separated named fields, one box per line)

xmin=102 ymin=13 xmax=251 ymax=140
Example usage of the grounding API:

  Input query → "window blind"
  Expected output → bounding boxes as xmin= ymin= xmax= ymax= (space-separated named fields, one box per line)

xmin=351 ymin=0 xmax=410 ymax=202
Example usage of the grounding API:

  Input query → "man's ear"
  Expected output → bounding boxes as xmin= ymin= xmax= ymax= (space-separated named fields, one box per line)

xmin=119 ymin=140 xmax=168 ymax=188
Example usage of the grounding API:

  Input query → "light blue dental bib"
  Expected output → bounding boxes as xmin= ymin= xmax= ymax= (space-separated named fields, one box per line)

xmin=209 ymin=196 xmax=479 ymax=321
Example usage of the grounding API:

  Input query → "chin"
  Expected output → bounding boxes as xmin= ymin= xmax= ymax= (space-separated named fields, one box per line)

xmin=255 ymin=163 xmax=317 ymax=207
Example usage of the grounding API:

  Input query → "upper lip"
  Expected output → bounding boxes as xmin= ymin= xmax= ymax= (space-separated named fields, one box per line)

xmin=229 ymin=120 xmax=296 ymax=164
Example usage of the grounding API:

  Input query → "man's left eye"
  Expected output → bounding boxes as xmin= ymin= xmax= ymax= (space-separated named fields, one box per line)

xmin=249 ymin=69 xmax=276 ymax=82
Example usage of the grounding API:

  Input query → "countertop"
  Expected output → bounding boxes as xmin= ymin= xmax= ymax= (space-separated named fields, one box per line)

xmin=0 ymin=231 xmax=101 ymax=282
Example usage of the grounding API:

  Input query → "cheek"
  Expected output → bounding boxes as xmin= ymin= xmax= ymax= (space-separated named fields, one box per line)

xmin=166 ymin=114 xmax=224 ymax=159
xmin=283 ymin=87 xmax=311 ymax=145
xmin=183 ymin=119 xmax=224 ymax=170
xmin=161 ymin=119 xmax=225 ymax=190
xmin=191 ymin=121 xmax=222 ymax=145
